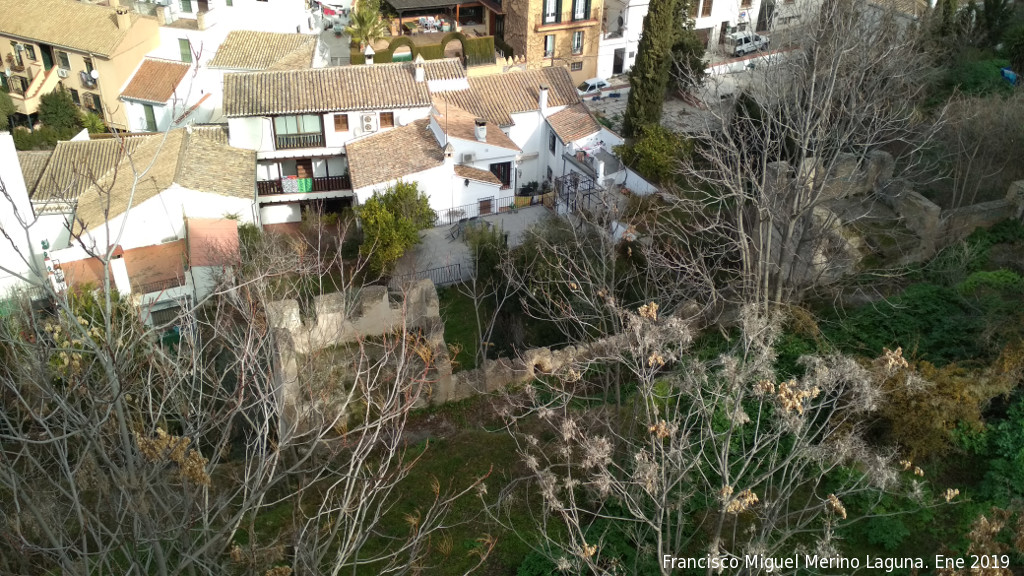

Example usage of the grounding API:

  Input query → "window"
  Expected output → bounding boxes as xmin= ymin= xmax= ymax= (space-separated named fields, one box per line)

xmin=9 ymin=76 xmax=28 ymax=95
xmin=91 ymin=93 xmax=103 ymax=115
xmin=24 ymin=45 xmax=36 ymax=60
xmin=689 ymin=0 xmax=698 ymax=17
xmin=143 ymin=104 xmax=157 ymax=132
xmin=273 ymin=114 xmax=324 ymax=148
xmin=180 ymin=0 xmax=193 ymax=12
xmin=57 ymin=51 xmax=70 ymax=69
xmin=179 ymin=39 xmax=192 ymax=63
xmin=548 ymin=129 xmax=556 ymax=153
xmin=83 ymin=58 xmax=94 ymax=74
xmin=544 ymin=35 xmax=555 ymax=58
xmin=0 ymin=74 xmax=7 ymax=92
xmin=489 ymin=162 xmax=512 ymax=189
xmin=570 ymin=61 xmax=583 ymax=71
xmin=700 ymin=0 xmax=712 ymax=18
xmin=9 ymin=42 xmax=23 ymax=67
xmin=571 ymin=31 xmax=584 ymax=54
xmin=379 ymin=112 xmax=395 ymax=128
xmin=543 ymin=0 xmax=560 ymax=24
xmin=572 ymin=0 xmax=589 ymax=21
xmin=334 ymin=113 xmax=349 ymax=131
xmin=741 ymin=0 xmax=751 ymax=7
xmin=69 ymin=88 xmax=80 ymax=105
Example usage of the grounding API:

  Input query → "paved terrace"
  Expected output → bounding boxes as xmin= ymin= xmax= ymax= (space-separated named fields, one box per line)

xmin=393 ymin=204 xmax=551 ymax=281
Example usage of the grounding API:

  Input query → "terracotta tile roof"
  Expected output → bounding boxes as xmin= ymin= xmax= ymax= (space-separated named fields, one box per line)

xmin=346 ymin=119 xmax=444 ymax=190
xmin=223 ymin=59 xmax=466 ymax=116
xmin=59 ymin=257 xmax=110 ymax=289
xmin=124 ymin=239 xmax=187 ymax=289
xmin=208 ymin=31 xmax=317 ymax=71
xmin=17 ymin=151 xmax=52 ymax=197
xmin=432 ymin=100 xmax=520 ymax=151
xmin=187 ymin=218 xmax=240 ymax=266
xmin=454 ymin=164 xmax=501 ymax=186
xmin=120 ymin=59 xmax=192 ymax=105
xmin=436 ymin=67 xmax=581 ymax=126
xmin=547 ymin=103 xmax=602 ymax=143
xmin=0 ymin=0 xmax=150 ymax=56
xmin=32 ymin=137 xmax=148 ymax=203
xmin=72 ymin=128 xmax=255 ymax=234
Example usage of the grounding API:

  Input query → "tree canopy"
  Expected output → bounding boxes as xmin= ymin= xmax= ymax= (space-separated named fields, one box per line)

xmin=356 ymin=181 xmax=434 ymax=274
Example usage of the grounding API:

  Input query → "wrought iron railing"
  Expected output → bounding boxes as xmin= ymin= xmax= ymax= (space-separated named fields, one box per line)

xmin=134 ymin=278 xmax=186 ymax=295
xmin=433 ymin=195 xmax=522 ymax=227
xmin=274 ymin=133 xmax=325 ymax=150
xmin=256 ymin=174 xmax=352 ymax=196
xmin=389 ymin=262 xmax=464 ymax=289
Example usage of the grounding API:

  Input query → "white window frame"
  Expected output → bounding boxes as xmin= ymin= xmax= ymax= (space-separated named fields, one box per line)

xmin=544 ymin=35 xmax=555 ymax=57
xmin=571 ymin=31 xmax=584 ymax=54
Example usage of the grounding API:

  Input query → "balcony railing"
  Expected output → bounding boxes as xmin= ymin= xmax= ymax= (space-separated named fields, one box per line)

xmin=79 ymin=71 xmax=97 ymax=90
xmin=275 ymin=133 xmax=325 ymax=150
xmin=135 ymin=278 xmax=186 ymax=295
xmin=256 ymin=174 xmax=352 ymax=196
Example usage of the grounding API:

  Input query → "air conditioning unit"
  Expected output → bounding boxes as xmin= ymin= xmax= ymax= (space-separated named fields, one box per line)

xmin=361 ymin=113 xmax=377 ymax=133
xmin=56 ymin=68 xmax=69 ymax=78
xmin=462 ymin=152 xmax=475 ymax=164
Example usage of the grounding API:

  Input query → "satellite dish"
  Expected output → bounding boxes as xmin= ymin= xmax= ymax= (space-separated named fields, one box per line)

xmin=90 ymin=69 xmax=100 ymax=80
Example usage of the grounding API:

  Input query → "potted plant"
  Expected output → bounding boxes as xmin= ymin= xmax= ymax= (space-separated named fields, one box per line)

xmin=6 ymin=53 xmax=25 ymax=73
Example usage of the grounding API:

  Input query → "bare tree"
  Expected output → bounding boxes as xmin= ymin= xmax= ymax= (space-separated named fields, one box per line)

xmin=675 ymin=0 xmax=943 ymax=308
xmin=0 ymin=130 xmax=484 ymax=575
xmin=489 ymin=304 xmax=950 ymax=575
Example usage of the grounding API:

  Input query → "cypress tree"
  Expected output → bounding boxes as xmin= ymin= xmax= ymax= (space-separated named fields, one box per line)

xmin=622 ymin=0 xmax=681 ymax=138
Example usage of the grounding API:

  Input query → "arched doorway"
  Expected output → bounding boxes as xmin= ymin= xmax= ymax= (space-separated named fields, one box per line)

xmin=392 ymin=45 xmax=413 ymax=62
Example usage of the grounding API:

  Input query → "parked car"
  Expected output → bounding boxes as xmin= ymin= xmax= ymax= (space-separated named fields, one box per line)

xmin=727 ymin=32 xmax=769 ymax=57
xmin=577 ymin=78 xmax=611 ymax=96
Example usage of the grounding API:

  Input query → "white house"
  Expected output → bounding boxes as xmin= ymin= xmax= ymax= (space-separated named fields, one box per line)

xmin=223 ymin=58 xmax=467 ymax=224
xmin=0 ymin=133 xmax=45 ymax=297
xmin=119 ymin=58 xmax=206 ymax=132
xmin=597 ymin=0 xmax=766 ymax=79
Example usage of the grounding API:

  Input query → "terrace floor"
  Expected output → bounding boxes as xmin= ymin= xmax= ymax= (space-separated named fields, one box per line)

xmin=393 ymin=205 xmax=551 ymax=281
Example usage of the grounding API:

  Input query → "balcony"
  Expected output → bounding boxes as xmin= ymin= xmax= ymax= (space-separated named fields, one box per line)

xmin=257 ymin=175 xmax=352 ymax=196
xmin=79 ymin=71 xmax=98 ymax=90
xmin=275 ymin=133 xmax=325 ymax=150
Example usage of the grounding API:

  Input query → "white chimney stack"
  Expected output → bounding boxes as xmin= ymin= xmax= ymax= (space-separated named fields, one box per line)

xmin=596 ymin=159 xmax=605 ymax=182
xmin=474 ymin=118 xmax=487 ymax=142
xmin=538 ymin=84 xmax=550 ymax=117
xmin=414 ymin=53 xmax=425 ymax=82
xmin=364 ymin=45 xmax=375 ymax=66
xmin=108 ymin=247 xmax=132 ymax=295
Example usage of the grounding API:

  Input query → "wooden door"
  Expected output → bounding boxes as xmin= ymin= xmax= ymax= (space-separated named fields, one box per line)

xmin=479 ymin=198 xmax=493 ymax=216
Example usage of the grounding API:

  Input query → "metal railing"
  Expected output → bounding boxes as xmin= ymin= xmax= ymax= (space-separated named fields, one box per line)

xmin=134 ymin=278 xmax=186 ymax=295
xmin=274 ymin=133 xmax=325 ymax=150
xmin=256 ymin=174 xmax=352 ymax=196
xmin=389 ymin=262 xmax=464 ymax=289
xmin=433 ymin=195 xmax=519 ymax=227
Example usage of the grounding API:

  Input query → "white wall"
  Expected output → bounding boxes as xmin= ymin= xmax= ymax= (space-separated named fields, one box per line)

xmin=694 ymin=0 xmax=763 ymax=47
xmin=123 ymin=98 xmax=173 ymax=133
xmin=0 ymin=133 xmax=42 ymax=295
xmin=80 ymin=186 xmax=256 ymax=251
xmin=260 ymin=202 xmax=302 ymax=225
xmin=229 ymin=116 xmax=275 ymax=150
xmin=597 ymin=0 xmax=647 ymax=78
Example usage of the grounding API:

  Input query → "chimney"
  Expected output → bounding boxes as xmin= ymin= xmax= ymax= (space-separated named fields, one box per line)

xmin=108 ymin=246 xmax=132 ymax=295
xmin=538 ymin=84 xmax=549 ymax=117
xmin=364 ymin=45 xmax=375 ymax=66
xmin=414 ymin=53 xmax=425 ymax=82
xmin=115 ymin=5 xmax=131 ymax=30
xmin=474 ymin=118 xmax=487 ymax=142
xmin=156 ymin=6 xmax=167 ymax=25
xmin=596 ymin=159 xmax=605 ymax=182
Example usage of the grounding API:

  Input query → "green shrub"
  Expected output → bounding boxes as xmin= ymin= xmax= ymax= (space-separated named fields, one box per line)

xmin=356 ymin=181 xmax=434 ymax=275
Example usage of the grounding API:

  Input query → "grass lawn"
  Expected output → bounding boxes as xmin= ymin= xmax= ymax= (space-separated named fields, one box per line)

xmin=438 ymin=286 xmax=484 ymax=372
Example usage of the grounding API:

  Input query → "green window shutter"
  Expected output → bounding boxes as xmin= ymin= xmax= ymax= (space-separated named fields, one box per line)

xmin=181 ymin=0 xmax=193 ymax=12
xmin=144 ymin=104 xmax=157 ymax=132
xmin=179 ymin=39 xmax=192 ymax=63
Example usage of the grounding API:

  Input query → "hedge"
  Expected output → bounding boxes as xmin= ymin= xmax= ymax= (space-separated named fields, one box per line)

xmin=350 ymin=32 xmax=495 ymax=66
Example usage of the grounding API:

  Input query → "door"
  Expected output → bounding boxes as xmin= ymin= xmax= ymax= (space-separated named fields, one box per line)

xmin=40 ymin=44 xmax=54 ymax=71
xmin=479 ymin=198 xmax=493 ymax=216
xmin=719 ymin=21 xmax=729 ymax=45
xmin=143 ymin=104 xmax=157 ymax=132
xmin=756 ymin=0 xmax=774 ymax=31
xmin=612 ymin=48 xmax=625 ymax=75
xmin=296 ymin=159 xmax=313 ymax=179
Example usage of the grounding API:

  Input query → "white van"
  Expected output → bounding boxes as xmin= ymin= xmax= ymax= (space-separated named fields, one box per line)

xmin=727 ymin=32 xmax=769 ymax=57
